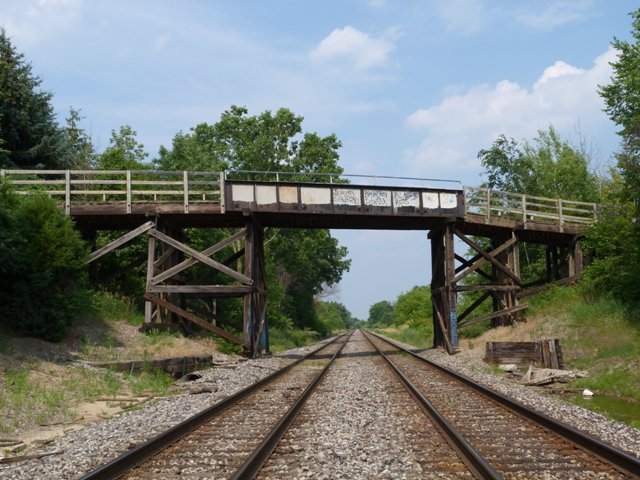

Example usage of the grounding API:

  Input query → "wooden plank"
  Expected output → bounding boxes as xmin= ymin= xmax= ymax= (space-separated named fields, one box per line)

xmin=149 ymin=229 xmax=253 ymax=285
xmin=458 ymin=303 xmax=529 ymax=328
xmin=144 ymin=293 xmax=245 ymax=345
xmin=88 ymin=221 xmax=155 ymax=263
xmin=454 ymin=285 xmax=521 ymax=292
xmin=148 ymin=285 xmax=253 ymax=295
xmin=454 ymin=230 xmax=521 ymax=285
xmin=434 ymin=306 xmax=454 ymax=354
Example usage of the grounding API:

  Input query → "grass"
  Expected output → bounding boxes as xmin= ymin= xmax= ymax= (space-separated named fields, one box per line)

xmin=268 ymin=328 xmax=322 ymax=352
xmin=371 ymin=324 xmax=433 ymax=349
xmin=90 ymin=290 xmax=145 ymax=325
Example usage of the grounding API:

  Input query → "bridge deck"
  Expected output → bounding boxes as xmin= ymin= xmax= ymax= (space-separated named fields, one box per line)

xmin=3 ymin=169 xmax=595 ymax=243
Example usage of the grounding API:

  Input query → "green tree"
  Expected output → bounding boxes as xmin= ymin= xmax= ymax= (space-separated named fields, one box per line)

xmin=315 ymin=301 xmax=357 ymax=332
xmin=588 ymin=8 xmax=640 ymax=305
xmin=63 ymin=107 xmax=96 ymax=169
xmin=394 ymin=286 xmax=432 ymax=327
xmin=368 ymin=300 xmax=394 ymax=326
xmin=0 ymin=182 xmax=89 ymax=340
xmin=0 ymin=29 xmax=67 ymax=169
xmin=478 ymin=126 xmax=599 ymax=202
xmin=97 ymin=125 xmax=149 ymax=170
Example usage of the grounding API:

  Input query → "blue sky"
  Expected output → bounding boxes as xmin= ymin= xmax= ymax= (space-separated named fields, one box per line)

xmin=0 ymin=0 xmax=635 ymax=319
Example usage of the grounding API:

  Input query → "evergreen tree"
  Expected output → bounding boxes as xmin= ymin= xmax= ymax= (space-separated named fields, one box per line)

xmin=0 ymin=29 xmax=67 ymax=169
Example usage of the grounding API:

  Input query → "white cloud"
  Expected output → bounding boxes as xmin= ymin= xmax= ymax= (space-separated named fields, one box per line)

xmin=310 ymin=26 xmax=396 ymax=71
xmin=404 ymin=48 xmax=616 ymax=181
xmin=515 ymin=0 xmax=594 ymax=31
xmin=1 ymin=0 xmax=83 ymax=47
xmin=154 ymin=32 xmax=171 ymax=50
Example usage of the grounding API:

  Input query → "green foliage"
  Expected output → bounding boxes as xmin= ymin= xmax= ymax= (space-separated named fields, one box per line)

xmin=393 ymin=286 xmax=432 ymax=327
xmin=478 ymin=126 xmax=599 ymax=202
xmin=0 ymin=183 xmax=89 ymax=341
xmin=268 ymin=328 xmax=321 ymax=352
xmin=368 ymin=300 xmax=394 ymax=326
xmin=97 ymin=125 xmax=149 ymax=170
xmin=315 ymin=301 xmax=357 ymax=332
xmin=0 ymin=29 xmax=68 ymax=169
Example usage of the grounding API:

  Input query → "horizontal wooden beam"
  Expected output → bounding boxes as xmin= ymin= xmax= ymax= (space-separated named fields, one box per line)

xmin=455 ymin=285 xmax=521 ymax=292
xmin=144 ymin=293 xmax=244 ymax=345
xmin=458 ymin=303 xmax=529 ymax=329
xmin=88 ymin=220 xmax=155 ymax=263
xmin=148 ymin=285 xmax=253 ymax=295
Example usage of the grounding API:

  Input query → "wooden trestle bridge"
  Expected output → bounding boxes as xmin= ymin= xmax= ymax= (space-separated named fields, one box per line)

xmin=2 ymin=169 xmax=596 ymax=357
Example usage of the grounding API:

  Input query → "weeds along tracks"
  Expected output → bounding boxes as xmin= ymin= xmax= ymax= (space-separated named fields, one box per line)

xmin=364 ymin=330 xmax=640 ymax=479
xmin=80 ymin=332 xmax=351 ymax=480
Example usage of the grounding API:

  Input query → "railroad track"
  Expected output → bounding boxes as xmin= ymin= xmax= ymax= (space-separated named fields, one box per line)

xmin=80 ymin=332 xmax=352 ymax=480
xmin=79 ymin=329 xmax=640 ymax=479
xmin=363 ymin=330 xmax=640 ymax=479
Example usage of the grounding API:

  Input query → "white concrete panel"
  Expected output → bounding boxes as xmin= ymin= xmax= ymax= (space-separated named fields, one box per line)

xmin=393 ymin=191 xmax=419 ymax=208
xmin=440 ymin=192 xmax=458 ymax=209
xmin=364 ymin=190 xmax=391 ymax=207
xmin=232 ymin=184 xmax=254 ymax=203
xmin=256 ymin=185 xmax=277 ymax=205
xmin=279 ymin=186 xmax=298 ymax=204
xmin=423 ymin=192 xmax=439 ymax=209
xmin=301 ymin=186 xmax=331 ymax=205
xmin=333 ymin=188 xmax=361 ymax=206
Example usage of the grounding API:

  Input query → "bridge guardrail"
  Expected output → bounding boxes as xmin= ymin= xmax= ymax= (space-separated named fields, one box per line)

xmin=463 ymin=186 xmax=597 ymax=226
xmin=0 ymin=169 xmax=223 ymax=214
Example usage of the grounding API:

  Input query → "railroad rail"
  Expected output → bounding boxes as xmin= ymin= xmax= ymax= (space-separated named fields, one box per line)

xmin=364 ymin=330 xmax=640 ymax=478
xmin=0 ymin=169 xmax=597 ymax=226
xmin=79 ymin=332 xmax=351 ymax=479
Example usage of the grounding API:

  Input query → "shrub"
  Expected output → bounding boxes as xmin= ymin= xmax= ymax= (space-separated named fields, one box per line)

xmin=0 ymin=183 xmax=89 ymax=340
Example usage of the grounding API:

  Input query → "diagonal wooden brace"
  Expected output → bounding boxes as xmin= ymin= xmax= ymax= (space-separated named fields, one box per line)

xmin=454 ymin=230 xmax=521 ymax=285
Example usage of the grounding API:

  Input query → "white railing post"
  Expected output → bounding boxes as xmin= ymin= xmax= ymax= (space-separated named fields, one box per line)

xmin=65 ymin=170 xmax=71 ymax=215
xmin=1 ymin=169 xmax=5 ymax=180
xmin=558 ymin=199 xmax=564 ymax=226
xmin=487 ymin=188 xmax=491 ymax=222
xmin=183 ymin=171 xmax=189 ymax=214
xmin=219 ymin=171 xmax=226 ymax=214
xmin=126 ymin=170 xmax=132 ymax=214
xmin=521 ymin=194 xmax=527 ymax=224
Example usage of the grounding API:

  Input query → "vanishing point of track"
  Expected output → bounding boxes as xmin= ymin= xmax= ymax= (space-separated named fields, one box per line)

xmin=81 ymin=330 xmax=640 ymax=479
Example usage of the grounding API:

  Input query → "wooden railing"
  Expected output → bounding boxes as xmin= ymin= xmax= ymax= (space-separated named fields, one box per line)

xmin=463 ymin=186 xmax=597 ymax=226
xmin=0 ymin=169 xmax=223 ymax=214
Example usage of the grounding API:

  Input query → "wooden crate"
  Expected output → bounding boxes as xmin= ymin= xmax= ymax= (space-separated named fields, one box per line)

xmin=485 ymin=339 xmax=563 ymax=369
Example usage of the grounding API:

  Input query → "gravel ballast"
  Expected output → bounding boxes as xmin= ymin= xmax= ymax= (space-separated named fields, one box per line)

xmin=1 ymin=331 xmax=638 ymax=479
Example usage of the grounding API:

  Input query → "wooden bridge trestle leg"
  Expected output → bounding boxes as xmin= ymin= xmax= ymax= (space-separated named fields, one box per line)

xmin=243 ymin=218 xmax=269 ymax=358
xmin=430 ymin=223 xmax=457 ymax=353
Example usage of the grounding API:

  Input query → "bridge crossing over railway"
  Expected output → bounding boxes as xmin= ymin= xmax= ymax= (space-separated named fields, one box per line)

xmin=2 ymin=169 xmax=596 ymax=356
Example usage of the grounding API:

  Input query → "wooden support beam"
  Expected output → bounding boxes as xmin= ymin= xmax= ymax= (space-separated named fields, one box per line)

xmin=148 ymin=285 xmax=253 ymax=295
xmin=454 ymin=285 xmax=521 ymax=292
xmin=149 ymin=229 xmax=253 ymax=285
xmin=151 ymin=229 xmax=246 ymax=285
xmin=458 ymin=303 xmax=529 ymax=328
xmin=434 ymin=306 xmax=454 ymax=354
xmin=455 ymin=253 xmax=495 ymax=282
xmin=457 ymin=291 xmax=491 ymax=323
xmin=516 ymin=275 xmax=582 ymax=299
xmin=453 ymin=230 xmax=521 ymax=285
xmin=144 ymin=293 xmax=245 ymax=345
xmin=88 ymin=220 xmax=154 ymax=263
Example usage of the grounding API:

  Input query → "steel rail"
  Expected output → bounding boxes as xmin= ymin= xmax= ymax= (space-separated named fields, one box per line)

xmin=361 ymin=330 xmax=502 ymax=480
xmin=367 ymin=330 xmax=640 ymax=478
xmin=229 ymin=330 xmax=353 ymax=480
xmin=79 ymin=331 xmax=351 ymax=480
